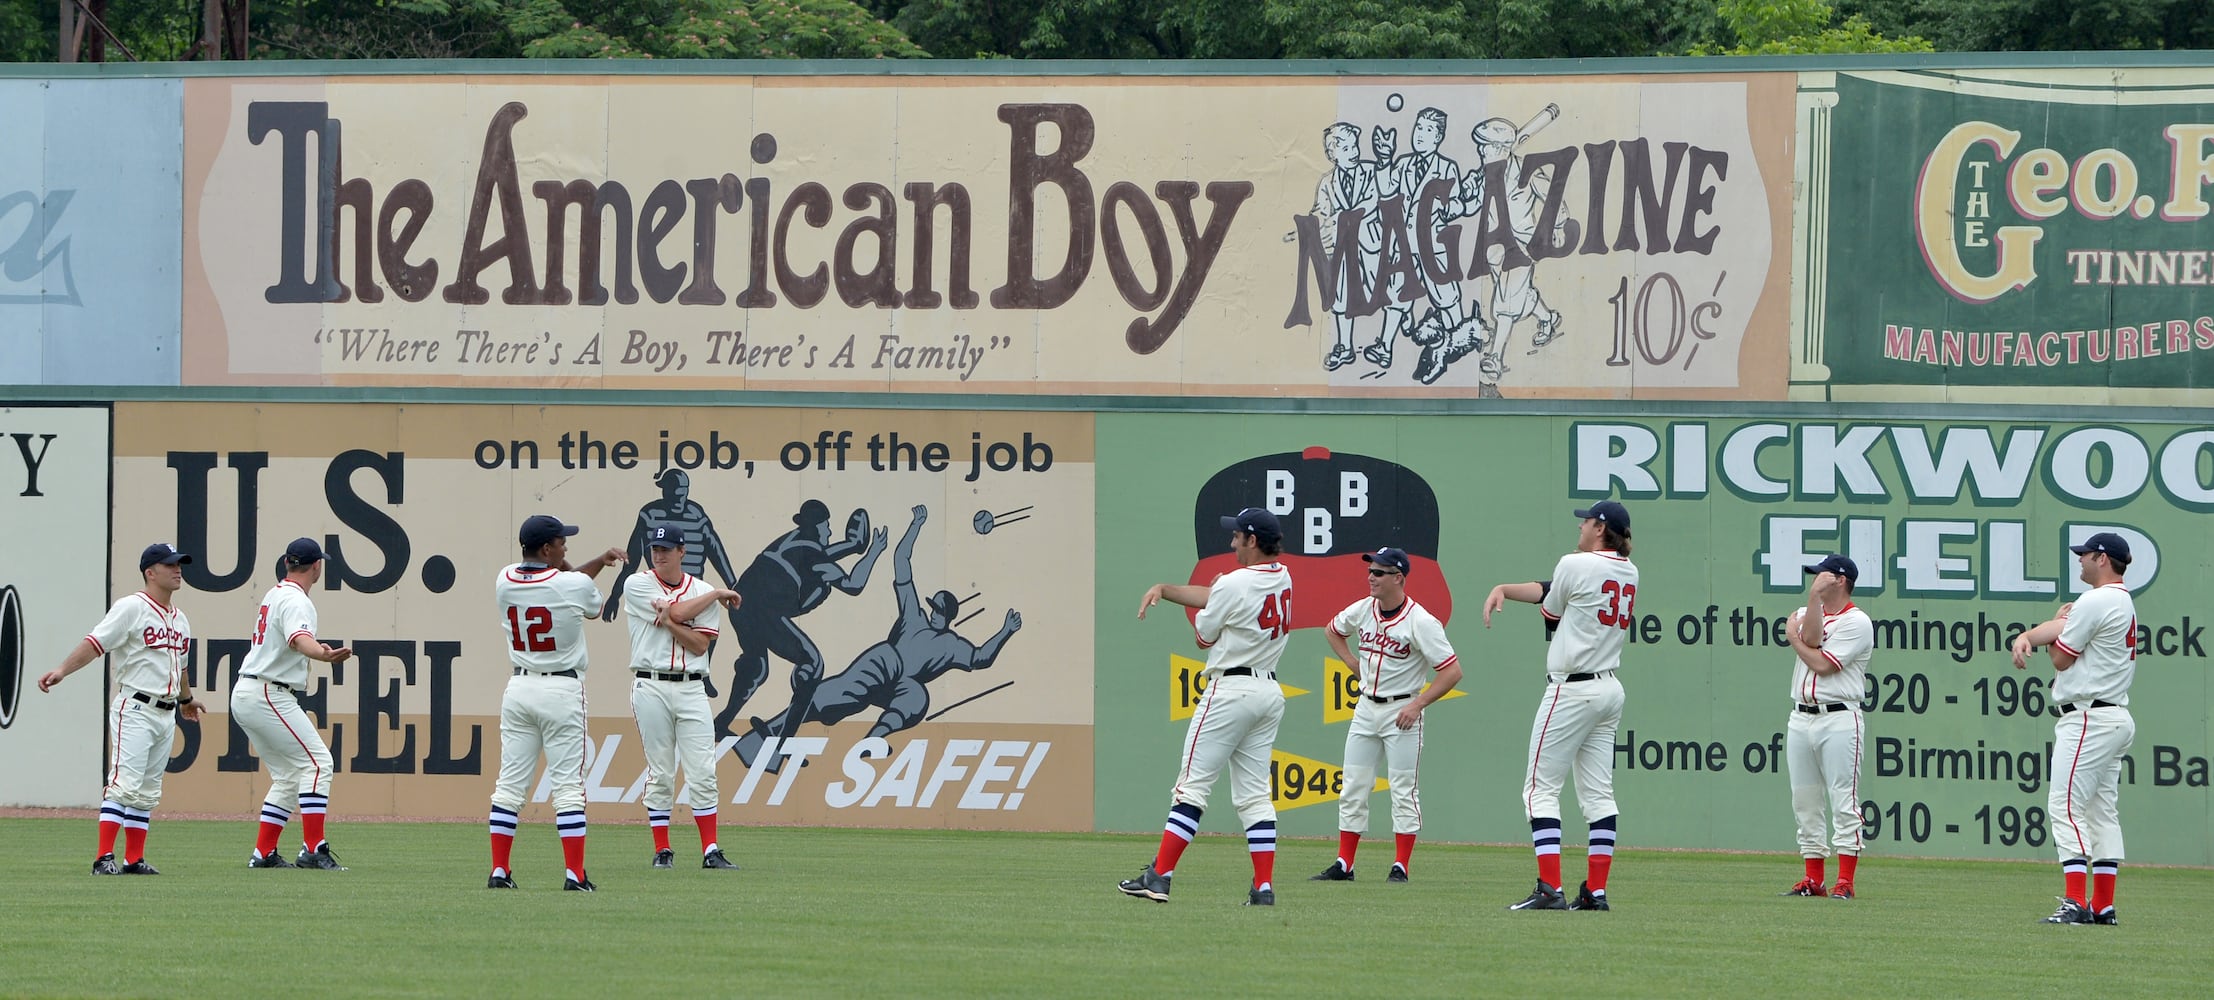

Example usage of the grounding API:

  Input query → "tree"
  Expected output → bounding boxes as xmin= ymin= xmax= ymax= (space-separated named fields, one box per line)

xmin=1692 ymin=0 xmax=1932 ymax=54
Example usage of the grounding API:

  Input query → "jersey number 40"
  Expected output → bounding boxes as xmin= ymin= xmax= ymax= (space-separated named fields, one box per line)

xmin=506 ymin=606 xmax=555 ymax=652
xmin=1257 ymin=589 xmax=1294 ymax=640
xmin=1595 ymin=580 xmax=1638 ymax=630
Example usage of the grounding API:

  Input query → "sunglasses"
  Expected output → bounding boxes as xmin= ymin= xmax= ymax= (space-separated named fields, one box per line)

xmin=1367 ymin=568 xmax=1402 ymax=577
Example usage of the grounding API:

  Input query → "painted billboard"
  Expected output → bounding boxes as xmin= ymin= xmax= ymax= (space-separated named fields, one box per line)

xmin=180 ymin=73 xmax=1795 ymax=399
xmin=1799 ymin=68 xmax=2214 ymax=403
xmin=1095 ymin=411 xmax=2214 ymax=865
xmin=0 ymin=404 xmax=111 ymax=807
xmin=109 ymin=402 xmax=1093 ymax=829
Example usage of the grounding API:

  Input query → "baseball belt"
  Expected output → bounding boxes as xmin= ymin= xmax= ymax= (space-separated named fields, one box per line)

xmin=513 ymin=667 xmax=580 ymax=678
xmin=1561 ymin=671 xmax=1615 ymax=683
xmin=1795 ymin=702 xmax=1851 ymax=714
xmin=1366 ymin=692 xmax=1414 ymax=704
xmin=2061 ymin=699 xmax=2119 ymax=714
xmin=241 ymin=675 xmax=302 ymax=697
xmin=1219 ymin=667 xmax=1276 ymax=680
xmin=128 ymin=692 xmax=180 ymax=711
xmin=634 ymin=670 xmax=706 ymax=682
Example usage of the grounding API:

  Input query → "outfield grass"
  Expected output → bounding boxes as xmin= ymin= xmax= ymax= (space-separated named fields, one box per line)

xmin=3 ymin=817 xmax=2207 ymax=998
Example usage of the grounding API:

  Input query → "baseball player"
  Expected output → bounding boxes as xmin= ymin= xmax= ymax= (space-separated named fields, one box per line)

xmin=233 ymin=538 xmax=356 ymax=870
xmin=2011 ymin=532 xmax=2138 ymax=926
xmin=1120 ymin=507 xmax=1293 ymax=907
xmin=1483 ymin=500 xmax=1638 ymax=911
xmin=715 ymin=500 xmax=886 ymax=740
xmin=37 ymin=543 xmax=205 ymax=875
xmin=623 ymin=523 xmax=742 ymax=871
xmin=488 ymin=514 xmax=624 ymax=891
xmin=1780 ymin=555 xmax=1873 ymax=900
xmin=1312 ymin=547 xmax=1460 ymax=884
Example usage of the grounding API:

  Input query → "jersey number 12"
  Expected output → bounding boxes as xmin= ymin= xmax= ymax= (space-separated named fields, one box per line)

xmin=507 ymin=606 xmax=555 ymax=652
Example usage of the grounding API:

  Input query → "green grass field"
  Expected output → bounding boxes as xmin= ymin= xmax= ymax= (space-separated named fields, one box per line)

xmin=5 ymin=817 xmax=2207 ymax=998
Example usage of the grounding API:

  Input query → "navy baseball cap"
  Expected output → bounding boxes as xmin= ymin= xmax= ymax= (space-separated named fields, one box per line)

xmin=284 ymin=537 xmax=325 ymax=565
xmin=138 ymin=543 xmax=192 ymax=572
xmin=1362 ymin=547 xmax=1412 ymax=574
xmin=647 ymin=525 xmax=686 ymax=549
xmin=2070 ymin=532 xmax=2131 ymax=564
xmin=519 ymin=514 xmax=581 ymax=548
xmin=1573 ymin=500 xmax=1631 ymax=537
xmin=1220 ymin=507 xmax=1283 ymax=545
xmin=1804 ymin=554 xmax=1858 ymax=583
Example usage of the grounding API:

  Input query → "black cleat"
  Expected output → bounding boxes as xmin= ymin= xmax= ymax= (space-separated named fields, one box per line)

xmin=486 ymin=872 xmax=518 ymax=889
xmin=296 ymin=844 xmax=347 ymax=870
xmin=1117 ymin=863 xmax=1170 ymax=902
xmin=2044 ymin=898 xmax=2093 ymax=925
xmin=249 ymin=850 xmax=297 ymax=869
xmin=1508 ymin=880 xmax=1567 ymax=911
xmin=1244 ymin=887 xmax=1275 ymax=906
xmin=120 ymin=859 xmax=160 ymax=875
xmin=563 ymin=875 xmax=597 ymax=892
xmin=702 ymin=848 xmax=739 ymax=870
xmin=1568 ymin=881 xmax=1610 ymax=910
xmin=651 ymin=849 xmax=674 ymax=870
xmin=91 ymin=853 xmax=120 ymax=876
xmin=2094 ymin=906 xmax=2119 ymax=926
xmin=1309 ymin=860 xmax=1355 ymax=882
xmin=1387 ymin=864 xmax=1410 ymax=884
xmin=1830 ymin=881 xmax=1855 ymax=901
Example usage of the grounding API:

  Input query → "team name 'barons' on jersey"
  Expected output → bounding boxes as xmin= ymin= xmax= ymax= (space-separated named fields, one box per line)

xmin=496 ymin=564 xmax=605 ymax=674
xmin=1329 ymin=597 xmax=1457 ymax=698
xmin=85 ymin=592 xmax=192 ymax=699
xmin=1193 ymin=562 xmax=1294 ymax=679
xmin=623 ymin=571 xmax=721 ymax=675
xmin=240 ymin=580 xmax=322 ymax=688
xmin=1787 ymin=603 xmax=1873 ymax=705
xmin=1539 ymin=550 xmax=1639 ymax=681
xmin=2052 ymin=582 xmax=2137 ymax=707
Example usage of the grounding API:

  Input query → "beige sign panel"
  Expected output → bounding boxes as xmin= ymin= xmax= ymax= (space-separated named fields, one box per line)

xmin=181 ymin=73 xmax=1794 ymax=399
xmin=0 ymin=405 xmax=110 ymax=807
xmin=113 ymin=402 xmax=1093 ymax=828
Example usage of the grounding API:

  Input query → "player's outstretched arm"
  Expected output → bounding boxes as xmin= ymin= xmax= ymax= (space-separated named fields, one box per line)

xmin=967 ymin=610 xmax=1024 ymax=671
xmin=1138 ymin=583 xmax=1212 ymax=619
xmin=1482 ymin=581 xmax=1547 ymax=626
xmin=833 ymin=528 xmax=890 ymax=595
xmin=36 ymin=637 xmax=104 ymax=692
xmin=664 ymin=588 xmax=740 ymax=623
xmin=574 ymin=546 xmax=627 ymax=579
xmin=290 ymin=633 xmax=354 ymax=664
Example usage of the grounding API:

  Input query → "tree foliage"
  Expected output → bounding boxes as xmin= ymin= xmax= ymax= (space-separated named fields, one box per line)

xmin=1693 ymin=0 xmax=1933 ymax=54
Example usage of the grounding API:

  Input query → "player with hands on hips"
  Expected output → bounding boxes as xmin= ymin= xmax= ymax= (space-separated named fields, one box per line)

xmin=39 ymin=543 xmax=205 ymax=875
xmin=2010 ymin=532 xmax=2137 ymax=926
xmin=1121 ymin=508 xmax=1293 ymax=907
xmin=1484 ymin=500 xmax=1637 ymax=912
xmin=625 ymin=524 xmax=743 ymax=871
xmin=233 ymin=538 xmax=356 ymax=870
xmin=1780 ymin=555 xmax=1874 ymax=900
xmin=488 ymin=515 xmax=625 ymax=892
xmin=1312 ymin=547 xmax=1460 ymax=884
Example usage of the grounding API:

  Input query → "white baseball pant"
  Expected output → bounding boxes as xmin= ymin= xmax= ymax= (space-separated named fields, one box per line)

xmin=492 ymin=673 xmax=590 ymax=813
xmin=630 ymin=676 xmax=718 ymax=812
xmin=1522 ymin=674 xmax=1623 ymax=820
xmin=1787 ymin=706 xmax=1864 ymax=858
xmin=104 ymin=693 xmax=175 ymax=810
xmin=1170 ymin=674 xmax=1285 ymax=829
xmin=2049 ymin=705 xmax=2134 ymax=862
xmin=230 ymin=677 xmax=335 ymax=812
xmin=1339 ymin=697 xmax=1422 ymax=834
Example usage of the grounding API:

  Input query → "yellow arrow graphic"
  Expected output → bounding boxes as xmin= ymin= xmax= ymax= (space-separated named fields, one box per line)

xmin=1169 ymin=654 xmax=1309 ymax=721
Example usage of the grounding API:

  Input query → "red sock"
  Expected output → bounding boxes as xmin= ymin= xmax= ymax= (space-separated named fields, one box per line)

xmin=2092 ymin=872 xmax=2116 ymax=911
xmin=652 ymin=823 xmax=671 ymax=852
xmin=1537 ymin=853 xmax=1562 ymax=889
xmin=124 ymin=826 xmax=147 ymax=863
xmin=1337 ymin=830 xmax=1361 ymax=868
xmin=256 ymin=822 xmax=284 ymax=857
xmin=562 ymin=834 xmax=587 ymax=881
xmin=97 ymin=820 xmax=121 ymax=858
xmin=490 ymin=832 xmax=514 ymax=874
xmin=1587 ymin=853 xmax=1612 ymax=891
xmin=695 ymin=813 xmax=718 ymax=852
xmin=1395 ymin=833 xmax=1415 ymax=869
xmin=1805 ymin=857 xmax=1826 ymax=884
xmin=302 ymin=812 xmax=327 ymax=852
xmin=1154 ymin=831 xmax=1192 ymax=876
xmin=1837 ymin=854 xmax=1858 ymax=884
xmin=2064 ymin=870 xmax=2088 ymax=906
xmin=1252 ymin=849 xmax=1275 ymax=890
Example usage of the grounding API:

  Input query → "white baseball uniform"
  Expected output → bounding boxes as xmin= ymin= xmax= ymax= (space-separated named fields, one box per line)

xmin=625 ymin=571 xmax=722 ymax=815
xmin=1329 ymin=597 xmax=1456 ymax=835
xmin=1785 ymin=602 xmax=1873 ymax=859
xmin=1524 ymin=549 xmax=1636 ymax=820
xmin=232 ymin=580 xmax=337 ymax=816
xmin=492 ymin=563 xmax=603 ymax=813
xmin=85 ymin=592 xmax=192 ymax=811
xmin=2048 ymin=583 xmax=2137 ymax=863
xmin=1169 ymin=562 xmax=1292 ymax=829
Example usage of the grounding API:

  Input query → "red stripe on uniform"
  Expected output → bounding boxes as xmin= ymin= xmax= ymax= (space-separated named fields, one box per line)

xmin=108 ymin=697 xmax=128 ymax=791
xmin=1433 ymin=655 xmax=1456 ymax=672
xmin=1525 ymin=684 xmax=1566 ymax=816
xmin=1849 ymin=709 xmax=1864 ymax=852
xmin=2061 ymin=713 xmax=2093 ymax=856
xmin=1173 ymin=681 xmax=1221 ymax=802
xmin=266 ymin=684 xmax=322 ymax=795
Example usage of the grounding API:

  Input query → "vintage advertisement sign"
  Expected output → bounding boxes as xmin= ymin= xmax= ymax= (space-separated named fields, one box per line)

xmin=0 ymin=404 xmax=110 ymax=807
xmin=180 ymin=74 xmax=1794 ymax=398
xmin=110 ymin=402 xmax=1093 ymax=829
xmin=1803 ymin=69 xmax=2214 ymax=401
xmin=1094 ymin=411 xmax=2214 ymax=864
